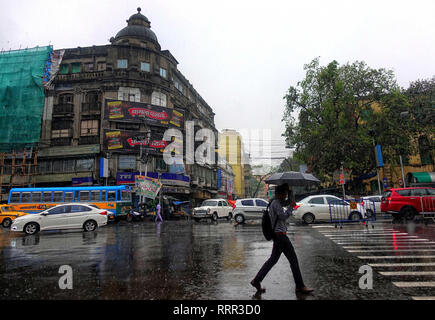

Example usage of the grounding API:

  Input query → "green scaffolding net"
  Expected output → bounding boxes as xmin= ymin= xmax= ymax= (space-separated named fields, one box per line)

xmin=0 ymin=46 xmax=52 ymax=152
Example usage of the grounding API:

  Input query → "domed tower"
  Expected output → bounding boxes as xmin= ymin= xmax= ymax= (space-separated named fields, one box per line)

xmin=110 ymin=7 xmax=160 ymax=50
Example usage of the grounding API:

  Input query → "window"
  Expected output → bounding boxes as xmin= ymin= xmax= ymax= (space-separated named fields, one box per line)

xmin=308 ymin=197 xmax=325 ymax=205
xmin=79 ymin=191 xmax=90 ymax=202
xmin=117 ymin=59 xmax=128 ymax=69
xmin=91 ymin=191 xmax=101 ymax=201
xmin=97 ymin=62 xmax=106 ymax=71
xmin=47 ymin=206 xmax=70 ymax=215
xmin=21 ymin=193 xmax=31 ymax=203
xmin=218 ymin=201 xmax=223 ymax=207
xmin=222 ymin=201 xmax=229 ymax=207
xmin=141 ymin=62 xmax=150 ymax=72
xmin=43 ymin=191 xmax=52 ymax=202
xmin=241 ymin=200 xmax=254 ymax=206
xmin=118 ymin=87 xmax=140 ymax=102
xmin=64 ymin=159 xmax=75 ymax=172
xmin=151 ymin=91 xmax=167 ymax=107
xmin=108 ymin=191 xmax=116 ymax=201
xmin=10 ymin=192 xmax=20 ymax=202
xmin=326 ymin=197 xmax=340 ymax=204
xmin=71 ymin=63 xmax=81 ymax=73
xmin=256 ymin=200 xmax=268 ymax=207
xmin=71 ymin=205 xmax=92 ymax=212
xmin=174 ymin=80 xmax=183 ymax=93
xmin=52 ymin=160 xmax=62 ymax=172
xmin=427 ymin=189 xmax=435 ymax=196
xmin=51 ymin=129 xmax=71 ymax=139
xmin=64 ymin=192 xmax=73 ymax=202
xmin=83 ymin=63 xmax=94 ymax=72
xmin=155 ymin=158 xmax=167 ymax=171
xmin=76 ymin=159 xmax=94 ymax=171
xmin=53 ymin=191 xmax=63 ymax=202
xmin=81 ymin=120 xmax=99 ymax=136
xmin=31 ymin=192 xmax=41 ymax=202
xmin=397 ymin=189 xmax=411 ymax=196
xmin=59 ymin=64 xmax=69 ymax=74
xmin=119 ymin=155 xmax=136 ymax=170
xmin=121 ymin=190 xmax=131 ymax=201
xmin=411 ymin=188 xmax=428 ymax=196
xmin=160 ymin=67 xmax=167 ymax=78
xmin=101 ymin=191 xmax=107 ymax=201
xmin=202 ymin=200 xmax=217 ymax=207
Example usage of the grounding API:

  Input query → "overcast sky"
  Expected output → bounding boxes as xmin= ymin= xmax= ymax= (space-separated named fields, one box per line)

xmin=1 ymin=0 xmax=435 ymax=167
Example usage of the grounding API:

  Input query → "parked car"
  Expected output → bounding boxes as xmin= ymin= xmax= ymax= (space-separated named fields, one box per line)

xmin=292 ymin=195 xmax=367 ymax=224
xmin=360 ymin=195 xmax=382 ymax=217
xmin=11 ymin=203 xmax=108 ymax=235
xmin=232 ymin=198 xmax=269 ymax=224
xmin=192 ymin=199 xmax=233 ymax=222
xmin=381 ymin=187 xmax=435 ymax=220
xmin=0 ymin=204 xmax=28 ymax=228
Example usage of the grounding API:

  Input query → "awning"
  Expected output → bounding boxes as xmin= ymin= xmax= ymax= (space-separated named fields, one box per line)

xmin=407 ymin=172 xmax=435 ymax=183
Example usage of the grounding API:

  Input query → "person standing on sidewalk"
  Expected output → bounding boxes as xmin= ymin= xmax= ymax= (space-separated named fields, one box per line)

xmin=251 ymin=183 xmax=313 ymax=295
xmin=155 ymin=202 xmax=163 ymax=222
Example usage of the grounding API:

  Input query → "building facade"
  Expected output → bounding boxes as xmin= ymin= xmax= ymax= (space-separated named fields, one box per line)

xmin=37 ymin=8 xmax=219 ymax=203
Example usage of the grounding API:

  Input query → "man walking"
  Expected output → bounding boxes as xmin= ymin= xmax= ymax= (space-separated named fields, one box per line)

xmin=155 ymin=202 xmax=163 ymax=222
xmin=251 ymin=183 xmax=313 ymax=294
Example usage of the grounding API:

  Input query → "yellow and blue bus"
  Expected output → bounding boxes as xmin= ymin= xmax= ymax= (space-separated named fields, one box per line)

xmin=7 ymin=186 xmax=132 ymax=221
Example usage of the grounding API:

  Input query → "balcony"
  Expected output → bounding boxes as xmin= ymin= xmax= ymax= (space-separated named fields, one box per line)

xmin=81 ymin=102 xmax=101 ymax=114
xmin=53 ymin=104 xmax=74 ymax=116
xmin=55 ymin=71 xmax=105 ymax=82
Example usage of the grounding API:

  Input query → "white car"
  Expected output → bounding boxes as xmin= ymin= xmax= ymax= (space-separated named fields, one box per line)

xmin=292 ymin=195 xmax=366 ymax=224
xmin=11 ymin=203 xmax=108 ymax=235
xmin=232 ymin=198 xmax=269 ymax=224
xmin=192 ymin=199 xmax=233 ymax=222
xmin=360 ymin=195 xmax=381 ymax=216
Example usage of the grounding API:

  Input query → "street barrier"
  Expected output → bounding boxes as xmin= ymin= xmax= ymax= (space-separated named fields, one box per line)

xmin=329 ymin=198 xmax=376 ymax=229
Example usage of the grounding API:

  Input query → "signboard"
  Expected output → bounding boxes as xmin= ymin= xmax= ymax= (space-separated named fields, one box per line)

xmin=333 ymin=169 xmax=351 ymax=183
xmin=135 ymin=176 xmax=162 ymax=199
xmin=383 ymin=177 xmax=388 ymax=188
xmin=100 ymin=158 xmax=109 ymax=178
xmin=375 ymin=144 xmax=384 ymax=167
xmin=116 ymin=171 xmax=190 ymax=186
xmin=217 ymin=169 xmax=222 ymax=189
xmin=339 ymin=173 xmax=345 ymax=185
xmin=104 ymin=99 xmax=184 ymax=128
xmin=72 ymin=177 xmax=93 ymax=186
xmin=103 ymin=129 xmax=168 ymax=154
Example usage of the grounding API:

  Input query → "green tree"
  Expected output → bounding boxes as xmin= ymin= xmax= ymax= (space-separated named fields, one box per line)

xmin=282 ymin=58 xmax=412 ymax=182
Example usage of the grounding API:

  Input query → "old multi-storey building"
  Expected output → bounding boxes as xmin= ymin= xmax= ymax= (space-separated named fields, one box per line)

xmin=39 ymin=8 xmax=219 ymax=203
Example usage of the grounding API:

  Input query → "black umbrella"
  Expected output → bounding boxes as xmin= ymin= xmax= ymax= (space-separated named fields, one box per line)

xmin=265 ymin=171 xmax=321 ymax=186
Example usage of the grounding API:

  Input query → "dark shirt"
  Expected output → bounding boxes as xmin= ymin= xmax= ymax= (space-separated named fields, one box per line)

xmin=269 ymin=198 xmax=293 ymax=233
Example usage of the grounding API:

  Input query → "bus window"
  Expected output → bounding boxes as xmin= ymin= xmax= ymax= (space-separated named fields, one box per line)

xmin=121 ymin=190 xmax=131 ymax=201
xmin=64 ymin=192 xmax=73 ymax=202
xmin=21 ymin=192 xmax=31 ymax=203
xmin=10 ymin=192 xmax=20 ymax=203
xmin=53 ymin=191 xmax=63 ymax=202
xmin=101 ymin=190 xmax=106 ymax=201
xmin=43 ymin=191 xmax=52 ymax=202
xmin=79 ymin=191 xmax=90 ymax=202
xmin=31 ymin=192 xmax=42 ymax=202
xmin=91 ymin=191 xmax=100 ymax=201
xmin=108 ymin=191 xmax=116 ymax=201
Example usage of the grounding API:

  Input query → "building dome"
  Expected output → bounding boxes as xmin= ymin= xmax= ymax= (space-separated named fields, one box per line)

xmin=113 ymin=8 xmax=159 ymax=45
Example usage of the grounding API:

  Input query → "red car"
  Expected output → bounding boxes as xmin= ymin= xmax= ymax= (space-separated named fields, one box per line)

xmin=381 ymin=187 xmax=435 ymax=220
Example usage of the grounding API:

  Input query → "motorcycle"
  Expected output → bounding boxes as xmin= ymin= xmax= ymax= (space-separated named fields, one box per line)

xmin=126 ymin=208 xmax=146 ymax=222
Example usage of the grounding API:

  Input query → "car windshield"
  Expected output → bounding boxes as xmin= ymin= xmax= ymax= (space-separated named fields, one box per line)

xmin=0 ymin=206 xmax=13 ymax=212
xmin=202 ymin=200 xmax=217 ymax=207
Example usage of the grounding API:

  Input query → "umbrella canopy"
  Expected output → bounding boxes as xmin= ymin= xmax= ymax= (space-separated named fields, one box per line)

xmin=265 ymin=171 xmax=321 ymax=186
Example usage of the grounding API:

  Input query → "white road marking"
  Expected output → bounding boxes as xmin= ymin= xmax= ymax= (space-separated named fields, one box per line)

xmin=348 ymin=249 xmax=435 ymax=253
xmin=343 ymin=245 xmax=435 ymax=249
xmin=412 ymin=297 xmax=435 ymax=300
xmin=380 ymin=272 xmax=435 ymax=276
xmin=369 ymin=262 xmax=435 ymax=267
xmin=393 ymin=281 xmax=435 ymax=288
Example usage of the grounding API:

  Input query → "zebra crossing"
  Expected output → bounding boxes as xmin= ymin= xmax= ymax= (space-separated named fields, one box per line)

xmin=312 ymin=222 xmax=435 ymax=300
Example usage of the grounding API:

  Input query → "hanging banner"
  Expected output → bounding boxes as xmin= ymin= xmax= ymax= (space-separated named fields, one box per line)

xmin=103 ymin=129 xmax=168 ymax=154
xmin=135 ymin=176 xmax=162 ymax=199
xmin=43 ymin=49 xmax=65 ymax=87
xmin=104 ymin=99 xmax=184 ymax=128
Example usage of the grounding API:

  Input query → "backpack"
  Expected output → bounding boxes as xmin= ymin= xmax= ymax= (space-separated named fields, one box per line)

xmin=262 ymin=199 xmax=279 ymax=241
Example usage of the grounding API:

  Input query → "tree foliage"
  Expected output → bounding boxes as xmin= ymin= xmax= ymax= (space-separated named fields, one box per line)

xmin=282 ymin=58 xmax=412 ymax=181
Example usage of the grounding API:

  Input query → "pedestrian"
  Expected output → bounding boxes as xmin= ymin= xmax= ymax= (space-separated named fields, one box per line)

xmin=155 ymin=201 xmax=163 ymax=222
xmin=251 ymin=183 xmax=313 ymax=294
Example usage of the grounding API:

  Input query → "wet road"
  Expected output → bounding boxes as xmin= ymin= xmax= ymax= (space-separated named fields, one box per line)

xmin=1 ymin=216 xmax=435 ymax=300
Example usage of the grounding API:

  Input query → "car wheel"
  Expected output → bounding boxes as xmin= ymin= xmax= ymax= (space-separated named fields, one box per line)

xmin=349 ymin=212 xmax=362 ymax=221
xmin=2 ymin=218 xmax=12 ymax=228
xmin=194 ymin=218 xmax=201 ymax=222
xmin=227 ymin=213 xmax=233 ymax=221
xmin=212 ymin=212 xmax=218 ymax=221
xmin=401 ymin=207 xmax=417 ymax=221
xmin=235 ymin=214 xmax=245 ymax=224
xmin=24 ymin=222 xmax=39 ymax=235
xmin=83 ymin=220 xmax=97 ymax=232
xmin=302 ymin=213 xmax=315 ymax=224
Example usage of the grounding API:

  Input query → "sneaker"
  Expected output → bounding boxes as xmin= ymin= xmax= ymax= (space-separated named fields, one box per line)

xmin=250 ymin=280 xmax=266 ymax=293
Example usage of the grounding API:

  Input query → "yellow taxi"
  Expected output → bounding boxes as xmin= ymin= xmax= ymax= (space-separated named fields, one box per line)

xmin=0 ymin=205 xmax=28 ymax=228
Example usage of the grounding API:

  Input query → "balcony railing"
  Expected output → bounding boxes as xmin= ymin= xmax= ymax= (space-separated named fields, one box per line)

xmin=53 ymin=104 xmax=74 ymax=115
xmin=81 ymin=102 xmax=101 ymax=113
xmin=78 ymin=136 xmax=100 ymax=145
xmin=50 ymin=138 xmax=72 ymax=147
